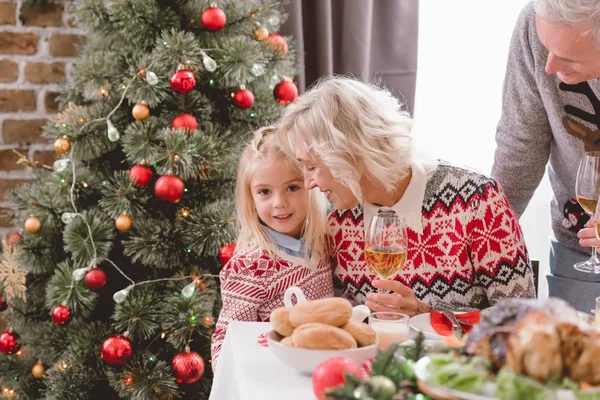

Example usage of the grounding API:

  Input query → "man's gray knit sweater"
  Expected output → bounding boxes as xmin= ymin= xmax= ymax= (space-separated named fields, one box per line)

xmin=492 ymin=2 xmax=600 ymax=253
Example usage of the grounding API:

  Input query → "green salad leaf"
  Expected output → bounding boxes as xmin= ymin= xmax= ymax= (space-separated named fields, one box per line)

xmin=426 ymin=353 xmax=490 ymax=394
xmin=494 ymin=368 xmax=555 ymax=400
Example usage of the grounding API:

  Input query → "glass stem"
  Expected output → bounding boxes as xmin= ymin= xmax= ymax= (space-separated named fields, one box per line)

xmin=592 ymin=246 xmax=598 ymax=261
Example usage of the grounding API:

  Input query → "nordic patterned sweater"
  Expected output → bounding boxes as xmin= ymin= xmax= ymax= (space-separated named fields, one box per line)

xmin=329 ymin=162 xmax=536 ymax=310
xmin=211 ymin=245 xmax=334 ymax=372
xmin=492 ymin=2 xmax=600 ymax=250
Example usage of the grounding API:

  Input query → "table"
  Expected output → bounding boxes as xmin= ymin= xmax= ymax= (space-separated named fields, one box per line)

xmin=209 ymin=321 xmax=315 ymax=400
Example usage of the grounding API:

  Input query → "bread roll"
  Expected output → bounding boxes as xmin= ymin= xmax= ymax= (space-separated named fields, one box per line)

xmin=270 ymin=307 xmax=295 ymax=337
xmin=292 ymin=323 xmax=357 ymax=350
xmin=342 ymin=322 xmax=377 ymax=347
xmin=281 ymin=336 xmax=295 ymax=347
xmin=289 ymin=297 xmax=353 ymax=327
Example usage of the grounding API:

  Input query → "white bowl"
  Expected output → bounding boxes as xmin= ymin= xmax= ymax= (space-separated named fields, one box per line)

xmin=266 ymin=330 xmax=377 ymax=375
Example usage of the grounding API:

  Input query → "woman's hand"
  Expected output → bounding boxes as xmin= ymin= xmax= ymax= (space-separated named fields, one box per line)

xmin=578 ymin=216 xmax=600 ymax=249
xmin=365 ymin=279 xmax=432 ymax=317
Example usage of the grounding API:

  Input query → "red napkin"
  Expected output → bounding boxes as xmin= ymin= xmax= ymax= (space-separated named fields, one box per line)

xmin=430 ymin=310 xmax=481 ymax=336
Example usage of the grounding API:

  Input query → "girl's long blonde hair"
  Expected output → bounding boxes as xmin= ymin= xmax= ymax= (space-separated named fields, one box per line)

xmin=234 ymin=126 xmax=329 ymax=260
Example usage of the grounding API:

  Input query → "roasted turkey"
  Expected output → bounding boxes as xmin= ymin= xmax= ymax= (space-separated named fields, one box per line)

xmin=466 ymin=297 xmax=597 ymax=384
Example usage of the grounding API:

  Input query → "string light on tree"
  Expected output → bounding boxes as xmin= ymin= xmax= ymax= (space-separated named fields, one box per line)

xmin=233 ymin=85 xmax=254 ymax=109
xmin=51 ymin=304 xmax=72 ymax=325
xmin=155 ymin=175 xmax=185 ymax=203
xmin=172 ymin=113 xmax=198 ymax=132
xmin=172 ymin=348 xmax=205 ymax=384
xmin=132 ymin=102 xmax=150 ymax=121
xmin=24 ymin=216 xmax=42 ymax=234
xmin=170 ymin=66 xmax=196 ymax=95
xmin=201 ymin=5 xmax=226 ymax=31
xmin=85 ymin=267 xmax=107 ymax=291
xmin=274 ymin=78 xmax=298 ymax=105
xmin=100 ymin=334 xmax=133 ymax=366
xmin=53 ymin=136 xmax=71 ymax=154
xmin=116 ymin=213 xmax=133 ymax=232
xmin=129 ymin=164 xmax=153 ymax=186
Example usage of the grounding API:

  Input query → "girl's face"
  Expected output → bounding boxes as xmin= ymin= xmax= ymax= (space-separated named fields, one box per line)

xmin=250 ymin=158 xmax=309 ymax=239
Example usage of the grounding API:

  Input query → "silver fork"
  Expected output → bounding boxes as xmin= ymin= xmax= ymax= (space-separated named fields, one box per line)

xmin=439 ymin=309 xmax=464 ymax=337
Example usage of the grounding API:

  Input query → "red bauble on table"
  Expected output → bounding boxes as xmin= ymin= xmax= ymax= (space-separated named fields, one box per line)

xmin=129 ymin=165 xmax=153 ymax=186
xmin=100 ymin=335 xmax=133 ymax=366
xmin=85 ymin=268 xmax=107 ymax=291
xmin=219 ymin=242 xmax=236 ymax=266
xmin=312 ymin=357 xmax=363 ymax=400
xmin=172 ymin=351 xmax=205 ymax=384
xmin=51 ymin=305 xmax=72 ymax=325
xmin=154 ymin=175 xmax=185 ymax=204
xmin=0 ymin=332 xmax=19 ymax=355
xmin=170 ymin=69 xmax=196 ymax=95
xmin=266 ymin=33 xmax=288 ymax=55
xmin=233 ymin=88 xmax=254 ymax=109
xmin=201 ymin=6 xmax=226 ymax=31
xmin=274 ymin=80 xmax=298 ymax=106
xmin=172 ymin=113 xmax=198 ymax=132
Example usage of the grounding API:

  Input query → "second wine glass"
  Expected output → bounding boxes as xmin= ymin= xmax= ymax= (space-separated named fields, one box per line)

xmin=575 ymin=151 xmax=600 ymax=273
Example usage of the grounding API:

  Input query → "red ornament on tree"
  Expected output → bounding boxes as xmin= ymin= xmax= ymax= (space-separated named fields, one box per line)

xmin=266 ymin=33 xmax=288 ymax=55
xmin=233 ymin=88 xmax=254 ymax=109
xmin=51 ymin=305 xmax=71 ymax=325
xmin=172 ymin=113 xmax=198 ymax=132
xmin=85 ymin=268 xmax=107 ymax=291
xmin=219 ymin=242 xmax=236 ymax=266
xmin=170 ymin=69 xmax=196 ymax=95
xmin=100 ymin=335 xmax=133 ymax=366
xmin=154 ymin=175 xmax=185 ymax=204
xmin=6 ymin=232 xmax=22 ymax=247
xmin=274 ymin=80 xmax=298 ymax=106
xmin=172 ymin=350 xmax=205 ymax=384
xmin=129 ymin=165 xmax=153 ymax=186
xmin=201 ymin=6 xmax=226 ymax=31
xmin=0 ymin=332 xmax=19 ymax=355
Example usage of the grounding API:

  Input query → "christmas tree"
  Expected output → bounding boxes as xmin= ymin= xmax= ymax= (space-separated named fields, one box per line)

xmin=3 ymin=0 xmax=299 ymax=398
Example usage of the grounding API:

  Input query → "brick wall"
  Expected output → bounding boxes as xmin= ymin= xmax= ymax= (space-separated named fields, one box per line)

xmin=0 ymin=1 xmax=85 ymax=243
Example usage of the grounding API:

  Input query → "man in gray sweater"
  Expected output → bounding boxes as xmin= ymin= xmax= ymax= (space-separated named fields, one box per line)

xmin=492 ymin=0 xmax=600 ymax=312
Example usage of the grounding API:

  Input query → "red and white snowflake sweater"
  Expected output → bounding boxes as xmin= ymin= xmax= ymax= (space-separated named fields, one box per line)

xmin=329 ymin=161 xmax=536 ymax=310
xmin=211 ymin=245 xmax=334 ymax=372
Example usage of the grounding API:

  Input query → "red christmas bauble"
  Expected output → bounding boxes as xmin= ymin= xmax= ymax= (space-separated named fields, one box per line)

xmin=0 ymin=332 xmax=19 ymax=355
xmin=51 ymin=305 xmax=71 ymax=325
xmin=172 ymin=351 xmax=205 ymax=384
xmin=129 ymin=165 xmax=153 ymax=186
xmin=6 ymin=232 xmax=22 ymax=247
xmin=170 ymin=69 xmax=196 ymax=95
xmin=219 ymin=242 xmax=236 ymax=266
xmin=233 ymin=89 xmax=254 ymax=109
xmin=0 ymin=294 xmax=7 ymax=312
xmin=172 ymin=113 xmax=198 ymax=132
xmin=85 ymin=268 xmax=107 ymax=291
xmin=201 ymin=7 xmax=226 ymax=31
xmin=312 ymin=357 xmax=363 ymax=400
xmin=100 ymin=335 xmax=133 ymax=366
xmin=267 ymin=33 xmax=288 ymax=55
xmin=154 ymin=175 xmax=185 ymax=204
xmin=274 ymin=80 xmax=298 ymax=106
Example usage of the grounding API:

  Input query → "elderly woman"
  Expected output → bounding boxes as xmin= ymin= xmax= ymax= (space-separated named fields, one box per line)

xmin=278 ymin=76 xmax=535 ymax=316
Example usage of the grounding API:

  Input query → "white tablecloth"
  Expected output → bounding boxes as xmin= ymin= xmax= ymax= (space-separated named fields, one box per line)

xmin=209 ymin=321 xmax=314 ymax=400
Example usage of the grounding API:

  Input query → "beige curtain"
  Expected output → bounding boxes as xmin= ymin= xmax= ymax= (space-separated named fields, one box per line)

xmin=281 ymin=0 xmax=419 ymax=113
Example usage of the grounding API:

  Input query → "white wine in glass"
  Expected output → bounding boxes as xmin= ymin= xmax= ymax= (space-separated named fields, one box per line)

xmin=365 ymin=212 xmax=408 ymax=279
xmin=575 ymin=152 xmax=600 ymax=273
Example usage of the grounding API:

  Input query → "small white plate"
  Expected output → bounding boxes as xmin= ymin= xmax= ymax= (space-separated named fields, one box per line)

xmin=409 ymin=312 xmax=445 ymax=341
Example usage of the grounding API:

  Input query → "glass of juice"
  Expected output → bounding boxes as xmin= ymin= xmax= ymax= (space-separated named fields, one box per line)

xmin=368 ymin=312 xmax=410 ymax=350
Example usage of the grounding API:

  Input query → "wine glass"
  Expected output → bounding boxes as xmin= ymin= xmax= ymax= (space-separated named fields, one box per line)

xmin=365 ymin=211 xmax=408 ymax=280
xmin=575 ymin=152 xmax=600 ymax=273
